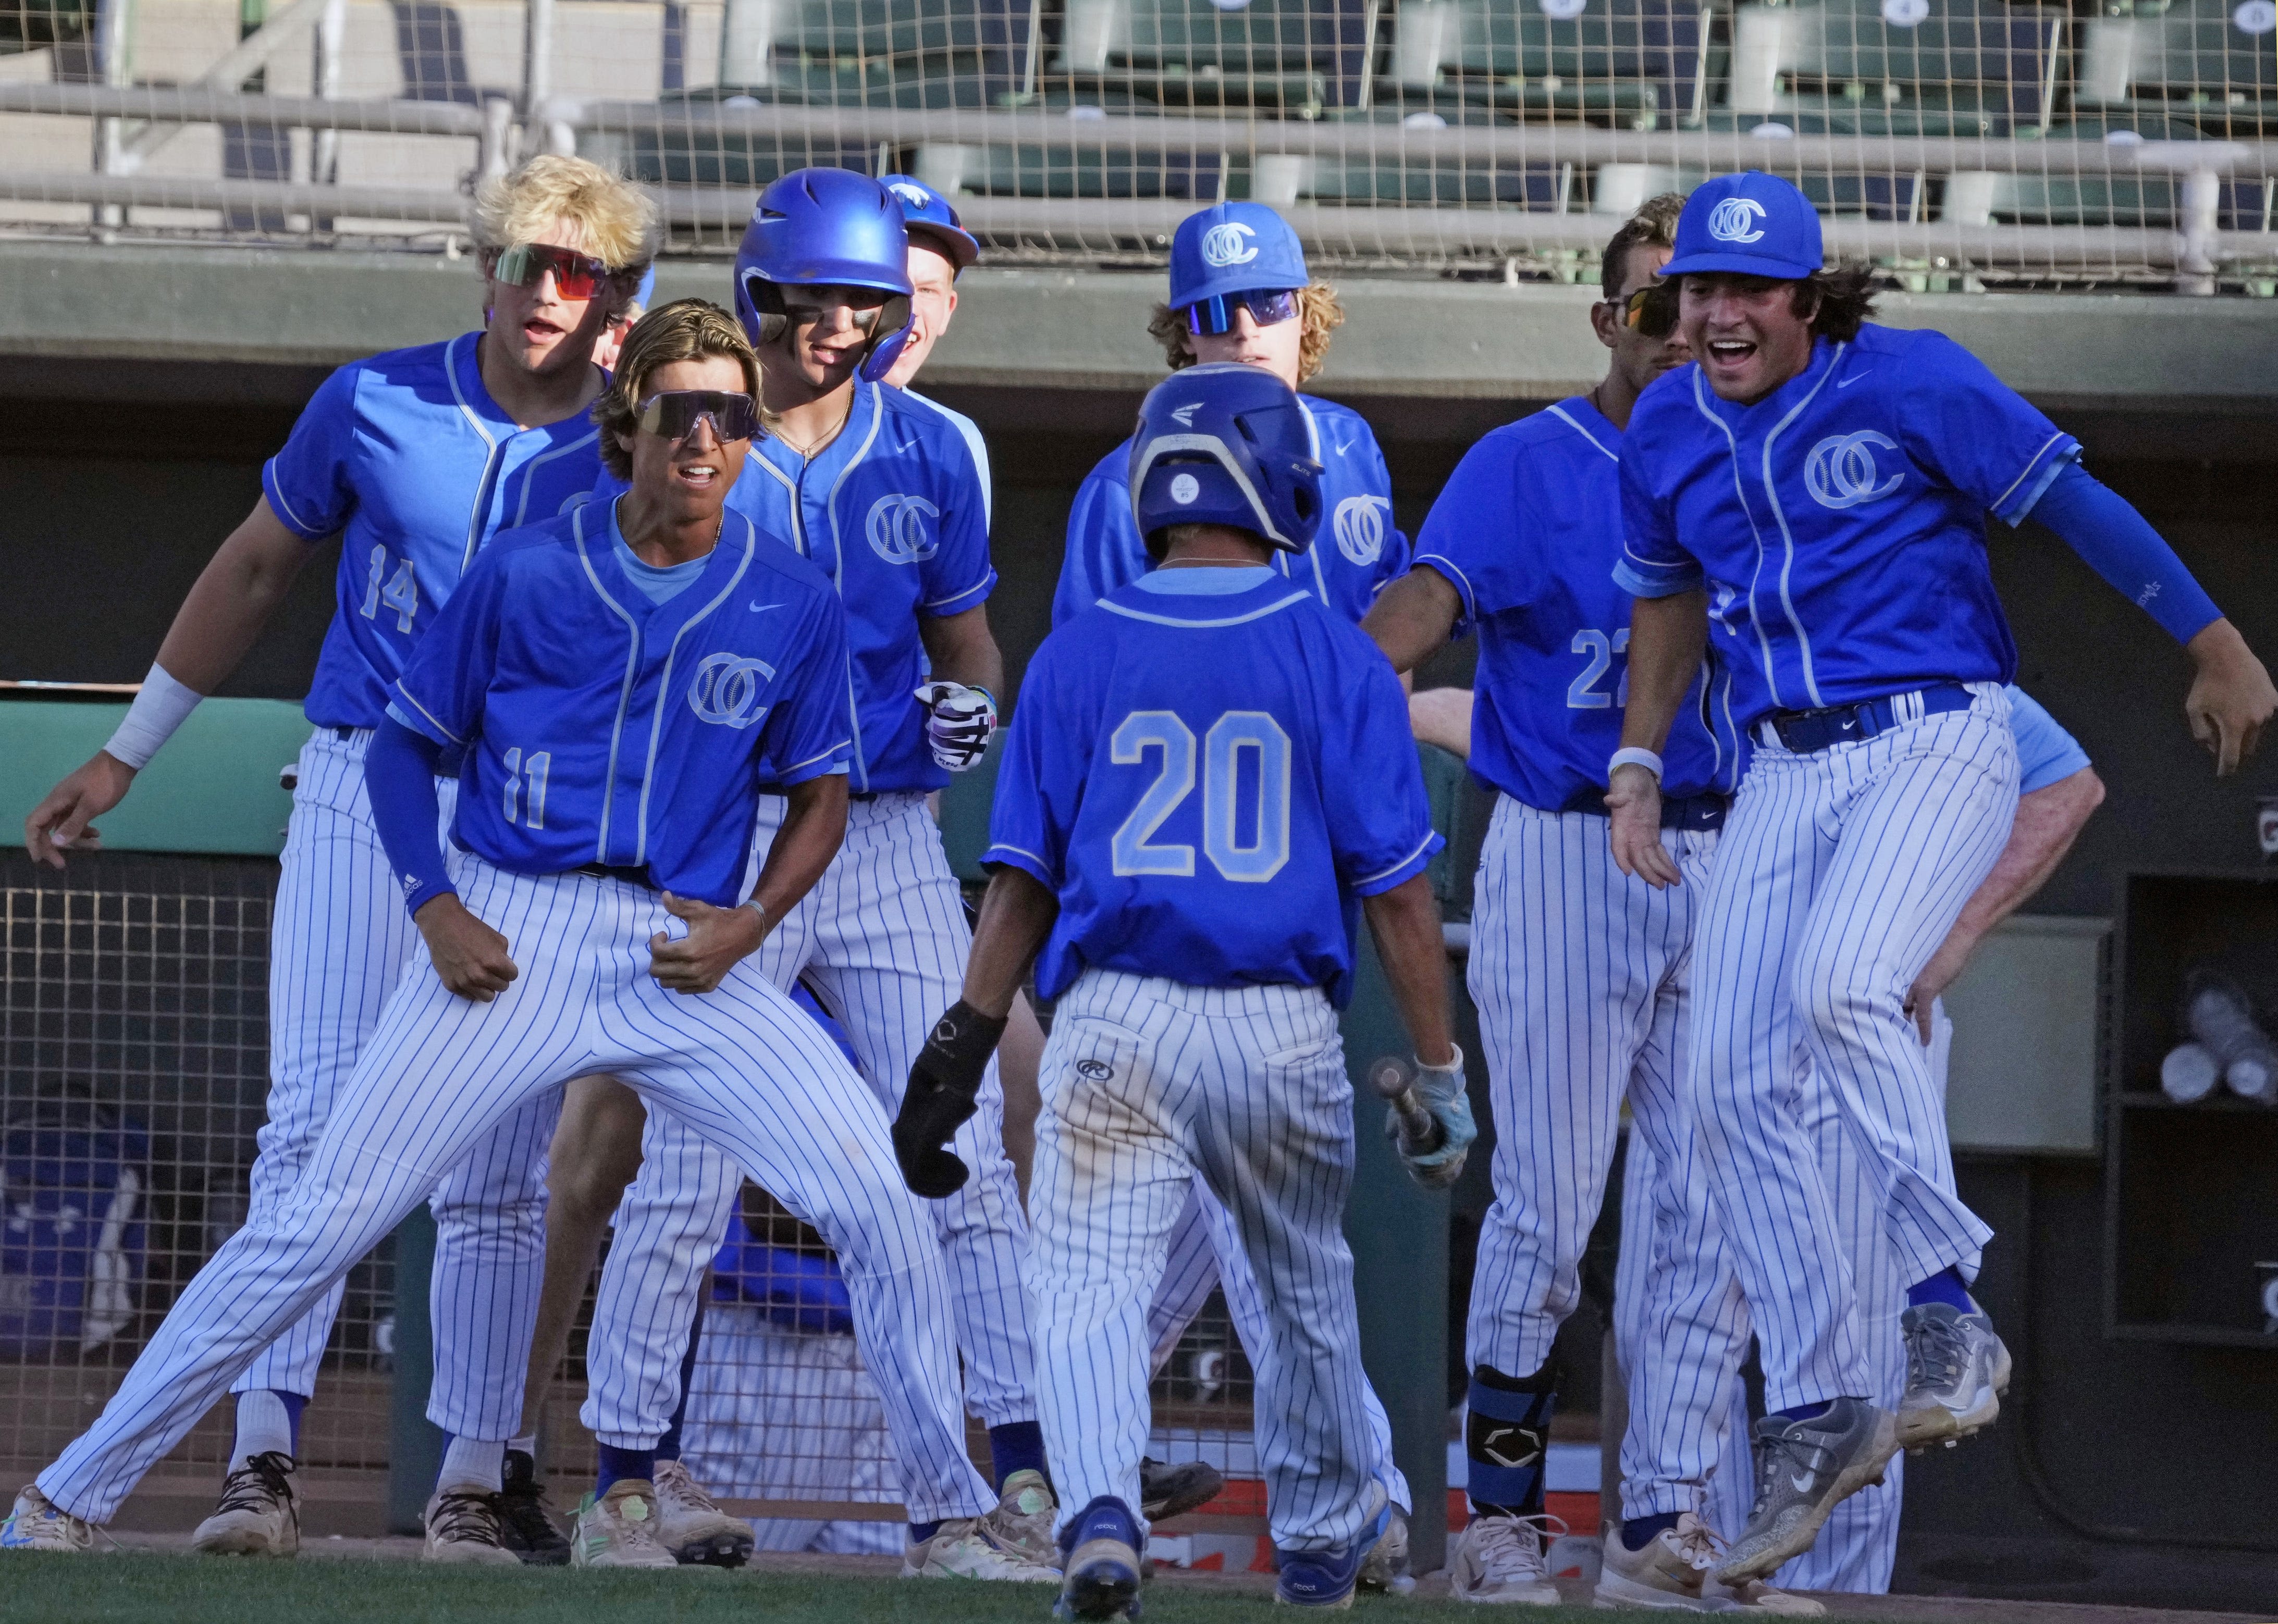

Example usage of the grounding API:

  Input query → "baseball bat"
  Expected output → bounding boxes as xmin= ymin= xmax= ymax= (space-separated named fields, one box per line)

xmin=1370 ymin=1057 xmax=1446 ymax=1157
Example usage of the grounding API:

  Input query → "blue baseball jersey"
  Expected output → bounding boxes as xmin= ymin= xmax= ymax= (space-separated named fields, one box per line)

xmin=986 ymin=574 xmax=1443 ymax=1007
xmin=1052 ymin=395 xmax=1409 ymax=628
xmin=1616 ymin=324 xmax=2081 ymax=729
xmin=389 ymin=504 xmax=852 ymax=908
xmin=1413 ymin=397 xmax=1744 ymax=812
xmin=596 ymin=378 xmax=997 ymax=797
xmin=2006 ymin=686 xmax=2091 ymax=795
xmin=264 ymin=332 xmax=607 ymax=730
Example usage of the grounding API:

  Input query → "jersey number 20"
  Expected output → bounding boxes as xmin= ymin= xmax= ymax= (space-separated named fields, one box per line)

xmin=1110 ymin=711 xmax=1290 ymax=883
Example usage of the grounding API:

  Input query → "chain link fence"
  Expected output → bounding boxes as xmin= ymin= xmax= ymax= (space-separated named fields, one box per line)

xmin=0 ymin=0 xmax=2274 ymax=285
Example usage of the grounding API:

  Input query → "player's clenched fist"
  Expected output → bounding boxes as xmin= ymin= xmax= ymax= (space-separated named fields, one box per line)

xmin=894 ymin=999 xmax=1007 ymax=1197
xmin=913 ymin=681 xmax=997 ymax=772
xmin=414 ymin=894 xmax=520 ymax=1001
xmin=648 ymin=892 xmax=766 ymax=995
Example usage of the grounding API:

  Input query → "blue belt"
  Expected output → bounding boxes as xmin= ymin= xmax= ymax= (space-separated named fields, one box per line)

xmin=1755 ymin=683 xmax=1977 ymax=755
xmin=1560 ymin=787 xmax=1730 ymax=833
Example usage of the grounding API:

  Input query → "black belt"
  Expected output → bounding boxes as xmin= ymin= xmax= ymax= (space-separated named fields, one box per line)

xmin=1560 ymin=787 xmax=1730 ymax=833
xmin=1756 ymin=683 xmax=1976 ymax=755
xmin=574 ymin=862 xmax=658 ymax=890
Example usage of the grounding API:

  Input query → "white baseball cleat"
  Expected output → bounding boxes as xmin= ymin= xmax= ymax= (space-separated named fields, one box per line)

xmin=902 ymin=1517 xmax=1063 ymax=1581
xmin=570 ymin=1481 xmax=680 ymax=1569
xmin=1716 ymin=1399 xmax=1895 ymax=1585
xmin=1897 ymin=1301 xmax=2011 ymax=1452
xmin=1359 ymin=1505 xmax=1413 ymax=1594
xmin=190 ymin=1452 xmax=300 ymax=1558
xmin=980 ymin=1469 xmax=1061 ymax=1569
xmin=1446 ymin=1513 xmax=1564 ymax=1605
xmin=651 ymin=1459 xmax=754 ymax=1568
xmin=2 ymin=1485 xmax=95 ymax=1554
xmin=1593 ymin=1514 xmax=1826 ymax=1614
xmin=422 ymin=1485 xmax=521 ymax=1567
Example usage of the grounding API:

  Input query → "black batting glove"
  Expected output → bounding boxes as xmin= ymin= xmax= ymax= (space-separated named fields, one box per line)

xmin=893 ymin=999 xmax=1008 ymax=1198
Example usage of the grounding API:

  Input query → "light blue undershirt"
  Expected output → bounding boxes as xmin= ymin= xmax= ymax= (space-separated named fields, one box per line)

xmin=1134 ymin=564 xmax=1278 ymax=597
xmin=610 ymin=499 xmax=712 ymax=606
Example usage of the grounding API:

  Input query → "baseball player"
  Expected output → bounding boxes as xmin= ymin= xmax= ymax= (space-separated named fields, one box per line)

xmin=530 ymin=167 xmax=1052 ymax=1575
xmin=891 ymin=361 xmax=1465 ymax=1617
xmin=1611 ymin=170 xmax=2274 ymax=1582
xmin=14 ymin=155 xmax=654 ymax=1565
xmin=2 ymin=300 xmax=1049 ymax=1583
xmin=1640 ymin=687 xmax=2104 ymax=1594
xmin=1360 ymin=195 xmax=1815 ymax=1611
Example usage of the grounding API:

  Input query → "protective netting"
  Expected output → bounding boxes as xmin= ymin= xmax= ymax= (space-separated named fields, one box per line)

xmin=1 ymin=0 xmax=2274 ymax=284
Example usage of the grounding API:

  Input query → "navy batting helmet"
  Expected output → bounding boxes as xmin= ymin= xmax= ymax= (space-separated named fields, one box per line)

xmin=1127 ymin=363 xmax=1323 ymax=559
xmin=734 ymin=167 xmax=916 ymax=383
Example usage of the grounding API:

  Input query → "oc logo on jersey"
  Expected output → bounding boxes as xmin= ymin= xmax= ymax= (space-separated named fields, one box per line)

xmin=1805 ymin=430 xmax=1905 ymax=510
xmin=1200 ymin=222 xmax=1259 ymax=267
xmin=867 ymin=493 xmax=941 ymax=564
xmin=688 ymin=652 xmax=776 ymax=728
xmin=1332 ymin=494 xmax=1389 ymax=565
xmin=1707 ymin=197 xmax=1767 ymax=243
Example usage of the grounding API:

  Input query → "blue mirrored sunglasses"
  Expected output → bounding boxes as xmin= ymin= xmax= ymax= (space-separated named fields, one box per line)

xmin=1183 ymin=288 xmax=1301 ymax=337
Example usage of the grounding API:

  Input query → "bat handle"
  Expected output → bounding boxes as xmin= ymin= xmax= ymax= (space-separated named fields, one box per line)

xmin=1370 ymin=1058 xmax=1446 ymax=1156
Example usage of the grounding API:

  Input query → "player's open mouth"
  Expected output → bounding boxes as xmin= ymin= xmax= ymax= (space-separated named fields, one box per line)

xmin=673 ymin=464 xmax=722 ymax=488
xmin=1705 ymin=339 xmax=1756 ymax=370
xmin=523 ymin=317 xmax=564 ymax=341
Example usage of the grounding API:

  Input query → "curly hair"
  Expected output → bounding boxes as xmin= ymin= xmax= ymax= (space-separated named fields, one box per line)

xmin=1146 ymin=280 xmax=1345 ymax=385
xmin=1599 ymin=192 xmax=1686 ymax=299
xmin=592 ymin=299 xmax=769 ymax=479
xmin=1792 ymin=265 xmax=1880 ymax=341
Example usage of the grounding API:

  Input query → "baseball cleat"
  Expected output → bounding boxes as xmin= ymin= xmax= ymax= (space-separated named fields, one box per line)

xmin=1446 ymin=1513 xmax=1563 ymax=1605
xmin=1054 ymin=1496 xmax=1142 ymax=1620
xmin=1137 ymin=1457 xmax=1224 ymax=1522
xmin=495 ymin=1448 xmax=570 ymax=1566
xmin=1357 ymin=1504 xmax=1413 ymax=1594
xmin=1274 ymin=1536 xmax=1365 ymax=1609
xmin=651 ymin=1459 xmax=754 ymax=1568
xmin=423 ymin=1485 xmax=521 ymax=1566
xmin=1592 ymin=1513 xmax=1826 ymax=1614
xmin=1715 ymin=1399 xmax=1895 ymax=1585
xmin=981 ymin=1468 xmax=1061 ymax=1569
xmin=904 ymin=1516 xmax=1062 ymax=1581
xmin=570 ymin=1481 xmax=679 ymax=1569
xmin=1704 ymin=1573 xmax=1828 ymax=1616
xmin=1897 ymin=1301 xmax=2011 ymax=1453
xmin=2 ymin=1485 xmax=95 ymax=1553
xmin=191 ymin=1451 xmax=300 ymax=1557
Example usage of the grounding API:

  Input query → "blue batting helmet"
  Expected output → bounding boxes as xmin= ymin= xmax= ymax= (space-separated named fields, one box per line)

xmin=734 ymin=167 xmax=916 ymax=382
xmin=1127 ymin=363 xmax=1323 ymax=559
xmin=881 ymin=174 xmax=980 ymax=272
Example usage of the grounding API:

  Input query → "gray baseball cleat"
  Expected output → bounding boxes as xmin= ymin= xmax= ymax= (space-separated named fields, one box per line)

xmin=1138 ymin=1457 xmax=1225 ymax=1523
xmin=1714 ymin=1398 xmax=1895 ymax=1585
xmin=1896 ymin=1301 xmax=2011 ymax=1452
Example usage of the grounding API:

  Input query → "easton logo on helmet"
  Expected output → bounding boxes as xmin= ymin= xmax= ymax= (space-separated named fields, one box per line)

xmin=1805 ymin=431 xmax=1905 ymax=510
xmin=866 ymin=494 xmax=941 ymax=564
xmin=1707 ymin=197 xmax=1768 ymax=243
xmin=688 ymin=652 xmax=777 ymax=728
xmin=1200 ymin=222 xmax=1259 ymax=267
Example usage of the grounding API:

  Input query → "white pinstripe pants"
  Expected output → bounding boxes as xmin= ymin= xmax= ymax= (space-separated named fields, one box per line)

xmin=239 ymin=727 xmax=558 ymax=1441
xmin=582 ymin=793 xmax=1035 ymax=1445
xmin=1687 ymin=689 xmax=2015 ymax=1410
xmin=39 ymin=859 xmax=994 ymax=1527
xmin=1461 ymin=798 xmax=1741 ymax=1520
xmin=1032 ymin=970 xmax=1376 ymax=1553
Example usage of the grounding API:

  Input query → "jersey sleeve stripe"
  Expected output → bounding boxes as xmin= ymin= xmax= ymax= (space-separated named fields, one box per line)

xmin=1990 ymin=433 xmax=2082 ymax=525
xmin=921 ymin=573 xmax=996 ymax=614
xmin=392 ymin=686 xmax=465 ymax=745
xmin=980 ymin=843 xmax=1056 ymax=888
xmin=1410 ymin=553 xmax=1479 ymax=623
xmin=1614 ymin=557 xmax=1703 ymax=598
xmin=1353 ymin=828 xmax=1443 ymax=892
xmin=774 ymin=740 xmax=854 ymax=780
xmin=260 ymin=462 xmax=328 ymax=539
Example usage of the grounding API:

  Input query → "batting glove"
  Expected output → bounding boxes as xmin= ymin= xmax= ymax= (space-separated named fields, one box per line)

xmin=1392 ymin=1044 xmax=1475 ymax=1189
xmin=894 ymin=998 xmax=1007 ymax=1198
xmin=914 ymin=681 xmax=998 ymax=773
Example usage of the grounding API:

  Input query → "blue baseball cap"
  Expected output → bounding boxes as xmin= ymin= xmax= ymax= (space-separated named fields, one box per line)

xmin=1168 ymin=201 xmax=1309 ymax=310
xmin=881 ymin=174 xmax=980 ymax=273
xmin=1661 ymin=172 xmax=1825 ymax=281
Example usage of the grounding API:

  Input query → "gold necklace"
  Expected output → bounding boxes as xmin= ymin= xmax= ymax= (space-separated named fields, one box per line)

xmin=779 ymin=391 xmax=855 ymax=461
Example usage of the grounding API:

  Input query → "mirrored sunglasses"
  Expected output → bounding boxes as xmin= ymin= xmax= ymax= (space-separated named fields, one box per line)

xmin=489 ymin=242 xmax=617 ymax=301
xmin=636 ymin=390 xmax=761 ymax=443
xmin=1620 ymin=282 xmax=1679 ymax=339
xmin=1183 ymin=288 xmax=1302 ymax=337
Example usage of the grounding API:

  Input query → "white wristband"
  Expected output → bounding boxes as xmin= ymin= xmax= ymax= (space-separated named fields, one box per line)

xmin=1609 ymin=747 xmax=1664 ymax=782
xmin=103 ymin=664 xmax=204 ymax=771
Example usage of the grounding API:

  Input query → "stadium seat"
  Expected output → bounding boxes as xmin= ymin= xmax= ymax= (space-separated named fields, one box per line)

xmin=715 ymin=0 xmax=1034 ymax=108
xmin=1726 ymin=0 xmax=2069 ymax=134
xmin=2074 ymin=0 xmax=2277 ymax=136
xmin=1385 ymin=0 xmax=1712 ymax=131
xmin=1947 ymin=114 xmax=2272 ymax=229
xmin=624 ymin=88 xmax=881 ymax=186
xmin=1052 ymin=0 xmax=1375 ymax=113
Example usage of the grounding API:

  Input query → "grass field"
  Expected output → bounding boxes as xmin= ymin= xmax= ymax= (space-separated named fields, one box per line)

xmin=0 ymin=1552 xmax=1621 ymax=1624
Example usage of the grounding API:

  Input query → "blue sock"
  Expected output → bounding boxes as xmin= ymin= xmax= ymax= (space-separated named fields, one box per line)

xmin=1906 ymin=1266 xmax=1974 ymax=1312
xmin=987 ymin=1420 xmax=1048 ymax=1490
xmin=1773 ymin=1400 xmax=1834 ymax=1423
xmin=908 ymin=1520 xmax=942 ymax=1545
xmin=1465 ymin=1365 xmax=1556 ymax=1519
xmin=1059 ymin=1496 xmax=1140 ymax=1558
xmin=276 ymin=1392 xmax=307 ymax=1456
xmin=596 ymin=1443 xmax=655 ymax=1494
xmin=1622 ymin=1513 xmax=1683 ymax=1552
xmin=654 ymin=1308 xmax=704 ymax=1464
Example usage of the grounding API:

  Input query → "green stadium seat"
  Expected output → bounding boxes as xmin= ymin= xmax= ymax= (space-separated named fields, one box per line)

xmin=1725 ymin=0 xmax=2069 ymax=133
xmin=1053 ymin=0 xmax=1375 ymax=113
xmin=2074 ymin=0 xmax=2277 ymax=137
xmin=1385 ymin=0 xmax=1712 ymax=130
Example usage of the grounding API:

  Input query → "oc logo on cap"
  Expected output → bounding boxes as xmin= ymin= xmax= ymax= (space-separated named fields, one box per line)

xmin=688 ymin=652 xmax=777 ymax=728
xmin=1707 ymin=197 xmax=1768 ymax=244
xmin=867 ymin=493 xmax=942 ymax=564
xmin=1805 ymin=431 xmax=1905 ymax=510
xmin=1200 ymin=221 xmax=1259 ymax=267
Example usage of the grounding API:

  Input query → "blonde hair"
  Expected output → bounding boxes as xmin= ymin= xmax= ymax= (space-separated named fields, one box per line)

xmin=592 ymin=299 xmax=770 ymax=479
xmin=471 ymin=154 xmax=659 ymax=275
xmin=1147 ymin=280 xmax=1345 ymax=386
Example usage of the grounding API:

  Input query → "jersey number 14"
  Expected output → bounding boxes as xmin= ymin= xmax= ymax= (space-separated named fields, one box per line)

xmin=1110 ymin=711 xmax=1291 ymax=883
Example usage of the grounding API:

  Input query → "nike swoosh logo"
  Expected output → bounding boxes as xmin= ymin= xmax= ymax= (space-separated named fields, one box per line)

xmin=1790 ymin=1471 xmax=1816 ymax=1493
xmin=748 ymin=601 xmax=784 ymax=613
xmin=1834 ymin=370 xmax=1871 ymax=388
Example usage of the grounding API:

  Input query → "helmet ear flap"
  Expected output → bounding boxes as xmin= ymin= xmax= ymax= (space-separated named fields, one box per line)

xmin=742 ymin=271 xmax=789 ymax=344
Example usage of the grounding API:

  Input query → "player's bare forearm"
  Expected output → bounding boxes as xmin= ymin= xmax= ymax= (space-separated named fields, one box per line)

xmin=1618 ymin=588 xmax=1709 ymax=754
xmin=918 ymin=604 xmax=1005 ymax=699
xmin=1362 ymin=874 xmax=1456 ymax=1069
xmin=1362 ymin=567 xmax=1463 ymax=676
xmin=747 ymin=773 xmax=850 ymax=929
xmin=963 ymin=866 xmax=1060 ymax=1020
xmin=1906 ymin=766 xmax=2103 ymax=1040
xmin=415 ymin=892 xmax=520 ymax=1001
xmin=155 ymin=498 xmax=315 ymax=694
xmin=2183 ymin=616 xmax=2276 ymax=775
